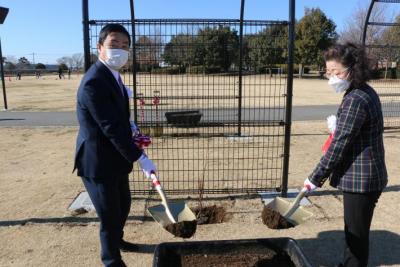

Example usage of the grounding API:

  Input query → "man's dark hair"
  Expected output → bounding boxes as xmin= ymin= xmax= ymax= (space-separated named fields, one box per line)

xmin=98 ymin=24 xmax=131 ymax=46
xmin=323 ymin=42 xmax=370 ymax=88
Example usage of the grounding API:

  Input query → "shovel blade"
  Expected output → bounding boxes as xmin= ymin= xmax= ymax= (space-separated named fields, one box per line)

xmin=266 ymin=197 xmax=313 ymax=225
xmin=148 ymin=201 xmax=196 ymax=227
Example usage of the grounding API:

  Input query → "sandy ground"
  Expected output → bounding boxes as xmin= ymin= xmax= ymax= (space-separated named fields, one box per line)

xmin=0 ymin=76 xmax=399 ymax=266
xmin=0 ymin=122 xmax=399 ymax=267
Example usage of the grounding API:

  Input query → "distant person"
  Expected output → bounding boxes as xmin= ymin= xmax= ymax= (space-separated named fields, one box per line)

xmin=58 ymin=67 xmax=64 ymax=79
xmin=68 ymin=68 xmax=71 ymax=79
xmin=74 ymin=23 xmax=156 ymax=267
xmin=16 ymin=72 xmax=21 ymax=80
xmin=35 ymin=70 xmax=41 ymax=79
xmin=303 ymin=43 xmax=387 ymax=267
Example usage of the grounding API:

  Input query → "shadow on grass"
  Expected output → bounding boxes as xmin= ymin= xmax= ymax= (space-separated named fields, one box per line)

xmin=297 ymin=230 xmax=400 ymax=267
xmin=0 ymin=215 xmax=154 ymax=227
xmin=0 ymin=118 xmax=25 ymax=121
xmin=134 ymin=244 xmax=158 ymax=254
xmin=311 ymin=184 xmax=400 ymax=197
xmin=0 ymin=215 xmax=161 ymax=254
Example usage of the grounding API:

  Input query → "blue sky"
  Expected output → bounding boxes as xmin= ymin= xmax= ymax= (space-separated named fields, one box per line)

xmin=0 ymin=0 xmax=396 ymax=64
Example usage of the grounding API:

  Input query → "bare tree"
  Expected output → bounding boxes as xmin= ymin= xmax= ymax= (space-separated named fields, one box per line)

xmin=134 ymin=26 xmax=163 ymax=70
xmin=58 ymin=56 xmax=78 ymax=69
xmin=339 ymin=2 xmax=388 ymax=45
xmin=151 ymin=27 xmax=163 ymax=65
xmin=136 ymin=36 xmax=159 ymax=70
xmin=57 ymin=56 xmax=71 ymax=67
xmin=377 ymin=14 xmax=400 ymax=78
xmin=71 ymin=53 xmax=84 ymax=70
xmin=5 ymin=55 xmax=17 ymax=64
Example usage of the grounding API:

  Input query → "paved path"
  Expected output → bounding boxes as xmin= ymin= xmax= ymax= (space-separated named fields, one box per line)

xmin=0 ymin=105 xmax=340 ymax=127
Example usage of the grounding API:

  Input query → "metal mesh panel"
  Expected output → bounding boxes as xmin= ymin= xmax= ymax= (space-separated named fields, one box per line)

xmin=369 ymin=78 xmax=400 ymax=129
xmin=88 ymin=19 xmax=289 ymax=195
xmin=363 ymin=0 xmax=400 ymax=128
xmin=365 ymin=45 xmax=400 ymax=128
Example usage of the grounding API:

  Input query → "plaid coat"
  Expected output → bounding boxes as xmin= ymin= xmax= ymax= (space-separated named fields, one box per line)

xmin=309 ymin=84 xmax=388 ymax=193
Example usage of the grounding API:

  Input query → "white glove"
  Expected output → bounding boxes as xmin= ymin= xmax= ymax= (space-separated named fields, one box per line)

xmin=327 ymin=115 xmax=336 ymax=134
xmin=130 ymin=121 xmax=140 ymax=136
xmin=137 ymin=153 xmax=157 ymax=179
xmin=304 ymin=178 xmax=318 ymax=192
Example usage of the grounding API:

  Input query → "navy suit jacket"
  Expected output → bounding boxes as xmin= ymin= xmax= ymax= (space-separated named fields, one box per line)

xmin=74 ymin=61 xmax=142 ymax=178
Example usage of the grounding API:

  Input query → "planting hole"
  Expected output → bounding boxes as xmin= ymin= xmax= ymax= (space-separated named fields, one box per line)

xmin=192 ymin=205 xmax=227 ymax=225
xmin=165 ymin=220 xmax=197 ymax=238
xmin=261 ymin=206 xmax=295 ymax=229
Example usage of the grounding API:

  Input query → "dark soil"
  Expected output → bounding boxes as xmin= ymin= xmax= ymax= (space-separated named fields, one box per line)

xmin=165 ymin=220 xmax=197 ymax=238
xmin=178 ymin=250 xmax=295 ymax=267
xmin=192 ymin=205 xmax=226 ymax=224
xmin=261 ymin=206 xmax=295 ymax=229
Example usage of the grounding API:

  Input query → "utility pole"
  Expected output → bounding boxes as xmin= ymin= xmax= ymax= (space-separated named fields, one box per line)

xmin=0 ymin=6 xmax=9 ymax=110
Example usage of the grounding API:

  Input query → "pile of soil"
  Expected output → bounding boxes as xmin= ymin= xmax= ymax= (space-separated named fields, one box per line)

xmin=165 ymin=220 xmax=197 ymax=238
xmin=178 ymin=250 xmax=295 ymax=267
xmin=192 ymin=205 xmax=226 ymax=225
xmin=261 ymin=206 xmax=295 ymax=229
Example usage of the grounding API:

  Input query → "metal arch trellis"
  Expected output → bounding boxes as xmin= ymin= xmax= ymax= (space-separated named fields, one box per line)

xmin=82 ymin=0 xmax=295 ymax=197
xmin=363 ymin=0 xmax=400 ymax=129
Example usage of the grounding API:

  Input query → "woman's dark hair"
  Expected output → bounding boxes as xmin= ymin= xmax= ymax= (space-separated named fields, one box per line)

xmin=98 ymin=24 xmax=131 ymax=46
xmin=323 ymin=42 xmax=370 ymax=88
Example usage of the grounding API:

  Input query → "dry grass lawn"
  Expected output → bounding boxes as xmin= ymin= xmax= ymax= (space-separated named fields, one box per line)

xmin=4 ymin=74 xmax=344 ymax=111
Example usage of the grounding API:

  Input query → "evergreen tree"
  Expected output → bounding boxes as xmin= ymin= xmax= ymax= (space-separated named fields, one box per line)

xmin=295 ymin=7 xmax=338 ymax=72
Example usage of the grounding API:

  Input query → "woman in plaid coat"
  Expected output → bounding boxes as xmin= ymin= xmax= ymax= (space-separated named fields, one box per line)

xmin=304 ymin=43 xmax=388 ymax=267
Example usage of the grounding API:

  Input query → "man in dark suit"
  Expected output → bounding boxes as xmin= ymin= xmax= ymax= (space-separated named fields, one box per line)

xmin=74 ymin=24 xmax=156 ymax=267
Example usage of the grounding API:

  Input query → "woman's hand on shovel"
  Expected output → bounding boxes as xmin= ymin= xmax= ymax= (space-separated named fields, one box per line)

xmin=138 ymin=153 xmax=157 ymax=179
xmin=304 ymin=178 xmax=318 ymax=192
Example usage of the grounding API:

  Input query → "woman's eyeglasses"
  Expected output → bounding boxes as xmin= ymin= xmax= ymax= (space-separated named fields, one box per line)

xmin=324 ymin=67 xmax=350 ymax=79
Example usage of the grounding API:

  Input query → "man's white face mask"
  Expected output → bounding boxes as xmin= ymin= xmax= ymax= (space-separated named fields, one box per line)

xmin=328 ymin=74 xmax=351 ymax=93
xmin=105 ymin=48 xmax=129 ymax=70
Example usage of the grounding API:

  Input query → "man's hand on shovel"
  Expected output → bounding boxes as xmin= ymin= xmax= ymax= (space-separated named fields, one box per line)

xmin=131 ymin=121 xmax=152 ymax=150
xmin=134 ymin=134 xmax=152 ymax=150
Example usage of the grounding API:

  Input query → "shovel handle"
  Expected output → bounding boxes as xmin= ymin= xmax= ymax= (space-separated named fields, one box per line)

xmin=283 ymin=187 xmax=308 ymax=218
xmin=150 ymin=173 xmax=177 ymax=223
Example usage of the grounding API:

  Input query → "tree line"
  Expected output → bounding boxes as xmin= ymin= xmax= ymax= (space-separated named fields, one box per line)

xmin=2 ymin=53 xmax=84 ymax=72
xmin=3 ymin=5 xmax=398 ymax=77
xmin=131 ymin=8 xmax=338 ymax=75
xmin=133 ymin=7 xmax=399 ymax=76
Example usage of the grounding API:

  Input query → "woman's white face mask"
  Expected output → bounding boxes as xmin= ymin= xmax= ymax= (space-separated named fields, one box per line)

xmin=328 ymin=75 xmax=351 ymax=93
xmin=105 ymin=49 xmax=129 ymax=70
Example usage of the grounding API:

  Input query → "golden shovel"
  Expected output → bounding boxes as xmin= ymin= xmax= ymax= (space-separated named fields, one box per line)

xmin=147 ymin=174 xmax=196 ymax=228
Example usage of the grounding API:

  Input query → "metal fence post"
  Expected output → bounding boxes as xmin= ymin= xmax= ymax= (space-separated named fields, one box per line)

xmin=130 ymin=0 xmax=138 ymax=123
xmin=281 ymin=0 xmax=295 ymax=197
xmin=237 ymin=0 xmax=245 ymax=136
xmin=0 ymin=38 xmax=7 ymax=110
xmin=82 ymin=0 xmax=91 ymax=72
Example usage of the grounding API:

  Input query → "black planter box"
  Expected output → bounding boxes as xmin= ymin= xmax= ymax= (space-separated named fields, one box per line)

xmin=165 ymin=110 xmax=202 ymax=126
xmin=153 ymin=238 xmax=312 ymax=267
